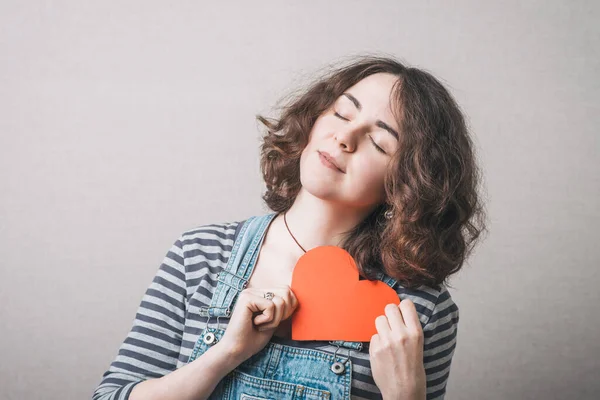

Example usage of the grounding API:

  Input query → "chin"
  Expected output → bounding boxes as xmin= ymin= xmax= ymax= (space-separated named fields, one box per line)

xmin=300 ymin=172 xmax=339 ymax=199
xmin=301 ymin=170 xmax=383 ymax=210
xmin=299 ymin=152 xmax=348 ymax=200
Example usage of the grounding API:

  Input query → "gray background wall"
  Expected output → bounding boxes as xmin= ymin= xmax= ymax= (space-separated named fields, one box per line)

xmin=1 ymin=1 xmax=598 ymax=399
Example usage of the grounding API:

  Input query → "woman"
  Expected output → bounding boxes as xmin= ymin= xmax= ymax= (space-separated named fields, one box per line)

xmin=92 ymin=55 xmax=486 ymax=400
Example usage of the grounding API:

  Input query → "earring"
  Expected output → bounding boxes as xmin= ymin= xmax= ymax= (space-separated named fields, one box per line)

xmin=384 ymin=209 xmax=394 ymax=219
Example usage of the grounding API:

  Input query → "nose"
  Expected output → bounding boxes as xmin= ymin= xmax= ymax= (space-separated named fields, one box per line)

xmin=334 ymin=122 xmax=367 ymax=152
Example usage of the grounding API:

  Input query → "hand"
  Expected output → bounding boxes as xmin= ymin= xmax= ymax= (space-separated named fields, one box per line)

xmin=217 ymin=286 xmax=298 ymax=363
xmin=369 ymin=300 xmax=427 ymax=400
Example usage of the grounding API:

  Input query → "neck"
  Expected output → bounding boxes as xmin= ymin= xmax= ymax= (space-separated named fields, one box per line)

xmin=281 ymin=188 xmax=377 ymax=252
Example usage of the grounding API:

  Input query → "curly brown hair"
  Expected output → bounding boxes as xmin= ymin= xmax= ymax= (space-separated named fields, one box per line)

xmin=256 ymin=55 xmax=488 ymax=290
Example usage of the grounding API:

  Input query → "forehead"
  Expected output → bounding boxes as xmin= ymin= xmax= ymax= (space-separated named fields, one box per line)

xmin=344 ymin=73 xmax=400 ymax=108
xmin=340 ymin=72 xmax=401 ymax=130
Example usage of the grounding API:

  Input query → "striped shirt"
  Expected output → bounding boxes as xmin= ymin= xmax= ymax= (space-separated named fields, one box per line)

xmin=92 ymin=218 xmax=459 ymax=400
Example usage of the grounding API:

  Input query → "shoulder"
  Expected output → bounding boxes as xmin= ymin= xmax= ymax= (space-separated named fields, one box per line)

xmin=178 ymin=218 xmax=248 ymax=252
xmin=395 ymin=282 xmax=459 ymax=329
xmin=173 ymin=218 xmax=249 ymax=304
xmin=177 ymin=212 xmax=277 ymax=250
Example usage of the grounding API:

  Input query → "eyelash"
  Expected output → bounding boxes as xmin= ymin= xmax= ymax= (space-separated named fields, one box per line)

xmin=334 ymin=112 xmax=386 ymax=154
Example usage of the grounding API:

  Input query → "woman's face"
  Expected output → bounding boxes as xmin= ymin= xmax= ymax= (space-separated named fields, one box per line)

xmin=299 ymin=72 xmax=401 ymax=211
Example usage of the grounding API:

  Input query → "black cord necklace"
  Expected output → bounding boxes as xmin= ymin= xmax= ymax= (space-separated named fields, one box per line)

xmin=283 ymin=211 xmax=307 ymax=253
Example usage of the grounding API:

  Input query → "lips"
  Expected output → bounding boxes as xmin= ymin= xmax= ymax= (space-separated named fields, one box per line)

xmin=319 ymin=151 xmax=345 ymax=173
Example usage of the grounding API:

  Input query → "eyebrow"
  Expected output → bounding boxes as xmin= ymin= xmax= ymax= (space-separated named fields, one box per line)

xmin=342 ymin=92 xmax=399 ymax=141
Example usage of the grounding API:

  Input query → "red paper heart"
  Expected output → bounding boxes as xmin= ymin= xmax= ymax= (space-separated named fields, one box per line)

xmin=291 ymin=245 xmax=400 ymax=341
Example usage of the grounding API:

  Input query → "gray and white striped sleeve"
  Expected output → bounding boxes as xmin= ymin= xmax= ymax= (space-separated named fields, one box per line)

xmin=423 ymin=289 xmax=460 ymax=400
xmin=92 ymin=235 xmax=187 ymax=400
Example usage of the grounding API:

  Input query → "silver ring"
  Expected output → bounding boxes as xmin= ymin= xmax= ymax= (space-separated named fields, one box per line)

xmin=264 ymin=292 xmax=275 ymax=300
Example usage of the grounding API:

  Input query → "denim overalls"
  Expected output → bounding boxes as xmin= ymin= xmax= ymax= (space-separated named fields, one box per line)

xmin=187 ymin=212 xmax=397 ymax=399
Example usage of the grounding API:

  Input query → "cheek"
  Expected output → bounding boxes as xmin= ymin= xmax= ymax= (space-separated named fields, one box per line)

xmin=355 ymin=157 xmax=385 ymax=182
xmin=307 ymin=116 xmax=332 ymax=143
xmin=351 ymin=158 xmax=387 ymax=196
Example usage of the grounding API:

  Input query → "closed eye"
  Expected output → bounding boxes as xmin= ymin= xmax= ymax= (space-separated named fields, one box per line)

xmin=334 ymin=111 xmax=349 ymax=121
xmin=368 ymin=135 xmax=386 ymax=154
xmin=334 ymin=112 xmax=387 ymax=154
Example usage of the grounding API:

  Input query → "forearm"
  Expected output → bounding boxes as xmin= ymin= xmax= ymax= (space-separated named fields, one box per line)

xmin=383 ymin=390 xmax=426 ymax=400
xmin=129 ymin=342 xmax=243 ymax=400
xmin=382 ymin=381 xmax=426 ymax=400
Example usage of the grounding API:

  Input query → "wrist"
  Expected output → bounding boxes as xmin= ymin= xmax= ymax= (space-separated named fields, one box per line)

xmin=213 ymin=340 xmax=247 ymax=367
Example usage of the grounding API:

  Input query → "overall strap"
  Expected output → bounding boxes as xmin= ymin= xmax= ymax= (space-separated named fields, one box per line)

xmin=376 ymin=270 xmax=398 ymax=289
xmin=204 ymin=213 xmax=277 ymax=318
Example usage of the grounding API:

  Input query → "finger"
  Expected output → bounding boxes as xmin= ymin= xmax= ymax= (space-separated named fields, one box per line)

xmin=242 ymin=288 xmax=278 ymax=316
xmin=252 ymin=304 xmax=275 ymax=325
xmin=279 ymin=289 xmax=298 ymax=320
xmin=258 ymin=287 xmax=297 ymax=321
xmin=245 ymin=295 xmax=276 ymax=325
xmin=273 ymin=296 xmax=286 ymax=325
xmin=277 ymin=288 xmax=297 ymax=315
xmin=384 ymin=302 xmax=406 ymax=332
xmin=374 ymin=315 xmax=391 ymax=338
xmin=258 ymin=296 xmax=285 ymax=331
xmin=399 ymin=299 xmax=423 ymax=335
xmin=286 ymin=287 xmax=299 ymax=310
xmin=369 ymin=334 xmax=379 ymax=355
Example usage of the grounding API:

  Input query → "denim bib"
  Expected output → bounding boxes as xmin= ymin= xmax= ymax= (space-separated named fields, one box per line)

xmin=188 ymin=213 xmax=397 ymax=399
